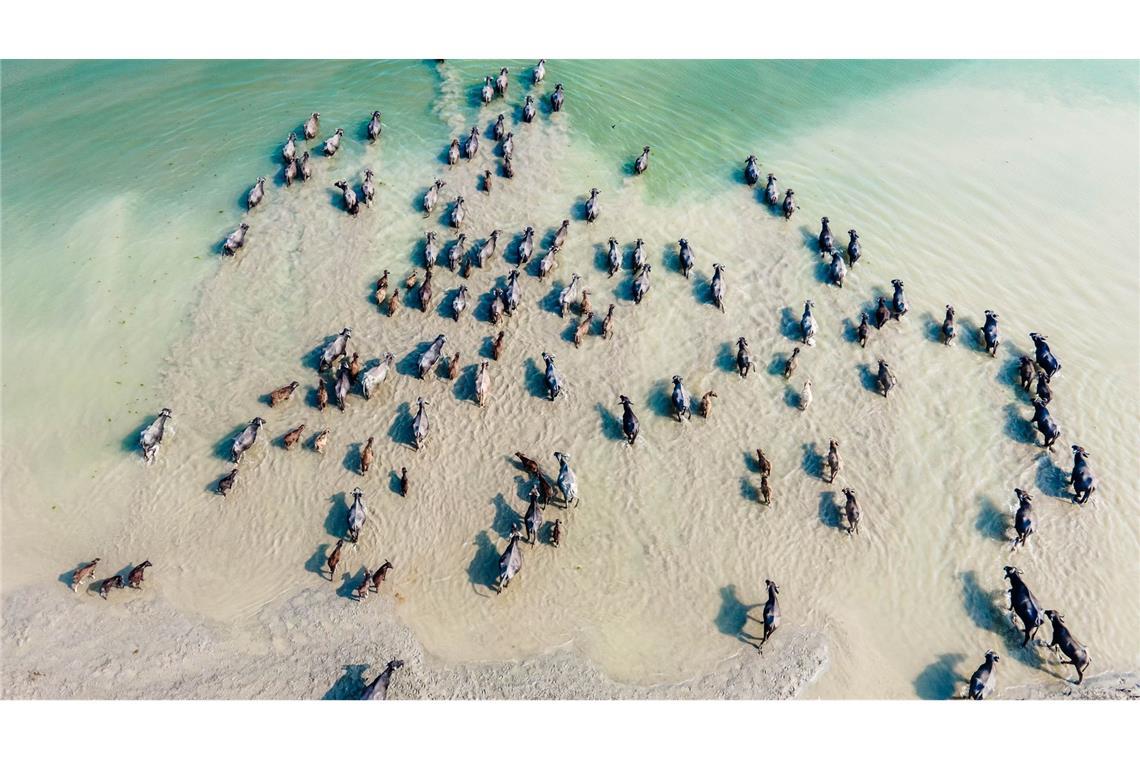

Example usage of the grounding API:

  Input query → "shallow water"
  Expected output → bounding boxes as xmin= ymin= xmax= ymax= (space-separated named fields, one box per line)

xmin=2 ymin=60 xmax=1137 ymax=698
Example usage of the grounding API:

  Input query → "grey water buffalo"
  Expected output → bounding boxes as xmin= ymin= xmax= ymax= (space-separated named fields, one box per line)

xmin=890 ymin=279 xmax=908 ymax=318
xmin=418 ymin=334 xmax=447 ymax=379
xmin=736 ymin=337 xmax=753 ymax=378
xmin=1031 ymin=399 xmax=1060 ymax=448
xmin=495 ymin=526 xmax=524 ymax=592
xmin=1068 ymin=445 xmax=1097 ymax=504
xmin=876 ymin=359 xmax=896 ymax=397
xmin=632 ymin=264 xmax=652 ymax=304
xmin=524 ymin=488 xmax=543 ymax=544
xmin=231 ymin=417 xmax=265 ymax=463
xmin=361 ymin=353 xmax=396 ymax=400
xmin=1043 ymin=610 xmax=1090 ymax=684
xmin=423 ymin=179 xmax=446 ymax=216
xmin=744 ymin=155 xmax=760 ymax=186
xmin=781 ymin=189 xmax=796 ymax=219
xmin=619 ymin=395 xmax=639 ymax=445
xmin=1030 ymin=333 xmax=1062 ymax=380
xmin=678 ymin=239 xmax=695 ymax=279
xmin=671 ymin=375 xmax=692 ymax=421
xmin=319 ymin=328 xmax=352 ymax=372
xmin=818 ymin=216 xmax=834 ymax=255
xmin=360 ymin=659 xmax=404 ymax=700
xmin=841 ymin=488 xmax=861 ymax=535
xmin=542 ymin=352 xmax=562 ymax=401
xmin=247 ymin=176 xmax=266 ymax=210
xmin=322 ymin=127 xmax=343 ymax=157
xmin=634 ymin=146 xmax=650 ymax=175
xmin=1011 ymin=488 xmax=1035 ymax=549
xmin=800 ymin=300 xmax=816 ymax=345
xmin=139 ymin=408 xmax=172 ymax=464
xmin=828 ymin=251 xmax=847 ymax=287
xmin=846 ymin=229 xmax=861 ymax=265
xmin=222 ymin=222 xmax=249 ymax=255
xmin=942 ymin=305 xmax=956 ymax=345
xmin=981 ymin=311 xmax=1000 ymax=356
xmin=967 ymin=651 xmax=999 ymax=700
xmin=764 ymin=174 xmax=779 ymax=206
xmin=585 ymin=188 xmax=600 ymax=223
xmin=1004 ymin=565 xmax=1045 ymax=648
xmin=412 ymin=397 xmax=430 ymax=450
xmin=711 ymin=263 xmax=726 ymax=311
xmin=824 ymin=439 xmax=841 ymax=483
xmin=757 ymin=579 xmax=781 ymax=655
xmin=303 ymin=112 xmax=320 ymax=140
xmin=554 ymin=451 xmax=579 ymax=507
xmin=347 ymin=487 xmax=366 ymax=543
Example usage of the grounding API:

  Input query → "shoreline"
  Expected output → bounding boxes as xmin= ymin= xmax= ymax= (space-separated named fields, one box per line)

xmin=1 ymin=584 xmax=829 ymax=699
xmin=6 ymin=583 xmax=1134 ymax=700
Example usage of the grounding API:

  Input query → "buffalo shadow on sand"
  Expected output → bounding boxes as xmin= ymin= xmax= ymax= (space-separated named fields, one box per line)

xmin=467 ymin=530 xmax=501 ymax=594
xmin=858 ymin=363 xmax=880 ymax=395
xmin=922 ymin=311 xmax=947 ymax=344
xmin=479 ymin=333 xmax=499 ymax=360
xmin=306 ymin=544 xmax=331 ymax=579
xmin=800 ymin=442 xmax=824 ymax=480
xmin=490 ymin=493 xmax=522 ymax=539
xmin=324 ymin=492 xmax=349 ymax=540
xmin=323 ymin=664 xmax=369 ymax=700
xmin=1002 ymin=403 xmax=1037 ymax=445
xmin=523 ymin=356 xmax=550 ymax=400
xmin=595 ymin=402 xmax=626 ymax=442
xmin=766 ymin=351 xmax=789 ymax=377
xmin=689 ymin=269 xmax=714 ymax=307
xmin=454 ymin=363 xmax=478 ymax=404
xmin=779 ymin=306 xmax=802 ymax=342
xmin=342 ymin=441 xmax=362 ymax=475
xmin=646 ymin=378 xmax=676 ymax=420
xmin=715 ymin=341 xmax=738 ymax=374
xmin=337 ymin=566 xmax=370 ymax=600
xmin=913 ymin=653 xmax=967 ymax=700
xmin=739 ymin=477 xmax=760 ymax=503
xmin=1035 ymin=453 xmax=1071 ymax=500
xmin=386 ymin=401 xmax=416 ymax=449
xmin=956 ymin=317 xmax=987 ymax=354
xmin=840 ymin=316 xmax=863 ymax=345
xmin=818 ymin=491 xmax=843 ymax=530
xmin=975 ymin=495 xmax=1009 ymax=543
xmin=714 ymin=585 xmax=764 ymax=643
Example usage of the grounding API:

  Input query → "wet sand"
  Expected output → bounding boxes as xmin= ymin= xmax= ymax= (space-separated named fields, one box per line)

xmin=2 ymin=61 xmax=1137 ymax=699
xmin=1 ymin=587 xmax=828 ymax=699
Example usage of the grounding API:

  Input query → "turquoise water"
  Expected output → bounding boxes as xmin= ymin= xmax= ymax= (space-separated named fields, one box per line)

xmin=4 ymin=59 xmax=1135 ymax=466
xmin=2 ymin=60 xmax=1137 ymax=698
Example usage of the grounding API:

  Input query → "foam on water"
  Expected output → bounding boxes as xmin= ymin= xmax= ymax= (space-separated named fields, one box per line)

xmin=2 ymin=60 xmax=1137 ymax=698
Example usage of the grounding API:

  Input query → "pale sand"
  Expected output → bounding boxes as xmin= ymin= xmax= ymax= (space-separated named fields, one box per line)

xmin=0 ymin=586 xmax=827 ymax=699
xmin=3 ymin=64 xmax=1137 ymax=700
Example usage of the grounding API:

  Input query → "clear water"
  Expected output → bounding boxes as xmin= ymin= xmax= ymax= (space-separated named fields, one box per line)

xmin=2 ymin=60 xmax=1137 ymax=698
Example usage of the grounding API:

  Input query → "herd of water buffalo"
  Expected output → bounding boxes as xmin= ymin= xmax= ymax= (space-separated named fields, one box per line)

xmin=68 ymin=60 xmax=1101 ymax=699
